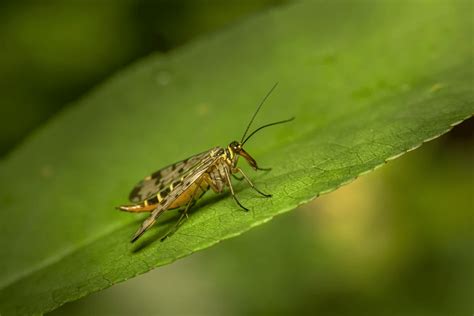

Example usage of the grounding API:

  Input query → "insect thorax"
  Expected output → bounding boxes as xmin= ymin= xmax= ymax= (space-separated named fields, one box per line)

xmin=209 ymin=146 xmax=233 ymax=167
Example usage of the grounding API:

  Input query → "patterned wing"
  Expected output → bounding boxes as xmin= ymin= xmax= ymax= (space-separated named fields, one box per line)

xmin=131 ymin=149 xmax=223 ymax=242
xmin=128 ymin=147 xmax=220 ymax=203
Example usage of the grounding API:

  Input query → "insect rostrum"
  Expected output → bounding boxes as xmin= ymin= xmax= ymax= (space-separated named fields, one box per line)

xmin=118 ymin=83 xmax=293 ymax=242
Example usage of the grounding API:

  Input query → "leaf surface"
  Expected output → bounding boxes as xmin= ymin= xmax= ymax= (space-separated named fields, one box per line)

xmin=0 ymin=1 xmax=472 ymax=314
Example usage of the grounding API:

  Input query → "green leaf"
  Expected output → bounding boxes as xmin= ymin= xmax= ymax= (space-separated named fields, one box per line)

xmin=0 ymin=1 xmax=472 ymax=314
xmin=49 ymin=131 xmax=474 ymax=316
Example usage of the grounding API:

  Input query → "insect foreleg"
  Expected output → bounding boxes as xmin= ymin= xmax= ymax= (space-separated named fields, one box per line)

xmin=235 ymin=167 xmax=272 ymax=198
xmin=232 ymin=174 xmax=244 ymax=181
xmin=223 ymin=165 xmax=249 ymax=212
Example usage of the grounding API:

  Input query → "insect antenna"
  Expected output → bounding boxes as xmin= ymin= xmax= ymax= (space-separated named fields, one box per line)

xmin=242 ymin=117 xmax=294 ymax=146
xmin=240 ymin=82 xmax=279 ymax=143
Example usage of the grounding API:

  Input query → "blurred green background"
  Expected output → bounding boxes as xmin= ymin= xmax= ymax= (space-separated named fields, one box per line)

xmin=1 ymin=1 xmax=472 ymax=315
xmin=0 ymin=0 xmax=285 ymax=157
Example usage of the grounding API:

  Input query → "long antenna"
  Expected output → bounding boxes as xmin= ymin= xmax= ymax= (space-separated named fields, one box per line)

xmin=242 ymin=117 xmax=294 ymax=146
xmin=240 ymin=82 xmax=279 ymax=142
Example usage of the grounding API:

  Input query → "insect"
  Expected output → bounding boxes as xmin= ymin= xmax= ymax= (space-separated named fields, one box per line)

xmin=118 ymin=83 xmax=293 ymax=243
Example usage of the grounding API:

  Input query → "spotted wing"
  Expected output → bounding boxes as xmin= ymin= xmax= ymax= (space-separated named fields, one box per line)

xmin=131 ymin=150 xmax=222 ymax=242
xmin=129 ymin=147 xmax=220 ymax=203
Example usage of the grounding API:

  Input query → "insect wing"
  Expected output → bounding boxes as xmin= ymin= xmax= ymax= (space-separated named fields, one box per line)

xmin=152 ymin=152 xmax=218 ymax=211
xmin=128 ymin=148 xmax=218 ymax=203
xmin=131 ymin=151 xmax=220 ymax=241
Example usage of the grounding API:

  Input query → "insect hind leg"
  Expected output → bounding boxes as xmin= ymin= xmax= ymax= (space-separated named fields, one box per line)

xmin=160 ymin=180 xmax=207 ymax=241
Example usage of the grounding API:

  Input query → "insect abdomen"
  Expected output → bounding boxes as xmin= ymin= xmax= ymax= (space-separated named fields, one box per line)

xmin=169 ymin=181 xmax=210 ymax=209
xmin=118 ymin=201 xmax=156 ymax=212
xmin=119 ymin=191 xmax=167 ymax=212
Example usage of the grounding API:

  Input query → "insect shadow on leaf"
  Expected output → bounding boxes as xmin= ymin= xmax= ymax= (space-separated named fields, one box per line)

xmin=131 ymin=192 xmax=228 ymax=252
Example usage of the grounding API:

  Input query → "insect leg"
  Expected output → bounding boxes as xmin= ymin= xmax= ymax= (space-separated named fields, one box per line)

xmin=160 ymin=200 xmax=195 ymax=242
xmin=223 ymin=166 xmax=249 ymax=211
xmin=256 ymin=166 xmax=272 ymax=171
xmin=235 ymin=167 xmax=272 ymax=198
xmin=203 ymin=173 xmax=223 ymax=193
xmin=232 ymin=174 xmax=244 ymax=181
xmin=161 ymin=180 xmax=207 ymax=241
